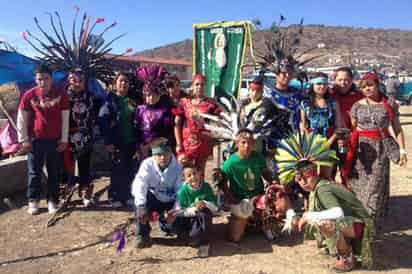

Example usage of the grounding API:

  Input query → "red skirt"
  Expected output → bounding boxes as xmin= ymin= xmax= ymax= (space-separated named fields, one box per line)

xmin=182 ymin=127 xmax=212 ymax=162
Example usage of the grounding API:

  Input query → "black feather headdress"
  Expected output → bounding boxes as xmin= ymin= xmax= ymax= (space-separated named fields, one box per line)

xmin=257 ymin=15 xmax=324 ymax=80
xmin=23 ymin=7 xmax=131 ymax=83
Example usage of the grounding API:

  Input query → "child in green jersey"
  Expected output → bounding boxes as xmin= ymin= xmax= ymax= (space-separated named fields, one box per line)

xmin=169 ymin=164 xmax=217 ymax=257
xmin=219 ymin=129 xmax=285 ymax=243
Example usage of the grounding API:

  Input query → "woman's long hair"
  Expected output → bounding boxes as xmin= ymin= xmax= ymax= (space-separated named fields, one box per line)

xmin=112 ymin=71 xmax=143 ymax=105
xmin=306 ymin=72 xmax=332 ymax=118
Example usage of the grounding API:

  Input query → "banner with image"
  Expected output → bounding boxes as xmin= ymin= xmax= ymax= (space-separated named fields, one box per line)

xmin=193 ymin=21 xmax=253 ymax=98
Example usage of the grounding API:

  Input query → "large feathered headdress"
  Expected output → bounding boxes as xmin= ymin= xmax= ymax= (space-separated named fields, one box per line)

xmin=200 ymin=95 xmax=275 ymax=141
xmin=23 ymin=7 xmax=131 ymax=83
xmin=135 ymin=64 xmax=168 ymax=94
xmin=275 ymin=132 xmax=338 ymax=184
xmin=256 ymin=15 xmax=324 ymax=81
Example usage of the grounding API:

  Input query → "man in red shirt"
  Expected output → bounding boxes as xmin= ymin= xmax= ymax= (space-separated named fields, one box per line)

xmin=17 ymin=64 xmax=70 ymax=215
xmin=329 ymin=67 xmax=363 ymax=129
xmin=329 ymin=67 xmax=363 ymax=181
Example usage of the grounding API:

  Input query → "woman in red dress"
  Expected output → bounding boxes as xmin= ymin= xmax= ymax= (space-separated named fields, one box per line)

xmin=174 ymin=74 xmax=220 ymax=174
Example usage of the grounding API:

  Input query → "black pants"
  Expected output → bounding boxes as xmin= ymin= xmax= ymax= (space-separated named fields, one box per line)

xmin=173 ymin=209 xmax=213 ymax=245
xmin=135 ymin=191 xmax=175 ymax=236
xmin=109 ymin=143 xmax=138 ymax=202
xmin=61 ymin=149 xmax=92 ymax=188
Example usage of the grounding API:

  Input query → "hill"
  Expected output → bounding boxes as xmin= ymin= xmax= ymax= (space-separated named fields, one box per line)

xmin=137 ymin=25 xmax=412 ymax=70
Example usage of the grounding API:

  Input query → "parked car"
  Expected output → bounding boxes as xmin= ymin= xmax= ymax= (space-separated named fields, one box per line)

xmin=180 ymin=80 xmax=192 ymax=95
xmin=396 ymin=81 xmax=412 ymax=105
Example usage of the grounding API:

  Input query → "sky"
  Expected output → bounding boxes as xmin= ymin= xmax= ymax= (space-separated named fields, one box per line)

xmin=0 ymin=0 xmax=411 ymax=57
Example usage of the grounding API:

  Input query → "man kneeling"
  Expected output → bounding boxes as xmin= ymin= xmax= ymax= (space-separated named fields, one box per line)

xmin=132 ymin=137 xmax=182 ymax=248
xmin=219 ymin=129 xmax=289 ymax=242
xmin=295 ymin=161 xmax=372 ymax=272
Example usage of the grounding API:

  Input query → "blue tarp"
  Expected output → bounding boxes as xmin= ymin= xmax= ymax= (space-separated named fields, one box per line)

xmin=0 ymin=49 xmax=38 ymax=85
xmin=0 ymin=49 xmax=107 ymax=102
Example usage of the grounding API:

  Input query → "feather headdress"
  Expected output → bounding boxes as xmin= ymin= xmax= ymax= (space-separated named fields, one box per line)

xmin=135 ymin=64 xmax=168 ymax=94
xmin=23 ymin=7 xmax=129 ymax=83
xmin=200 ymin=95 xmax=276 ymax=141
xmin=274 ymin=131 xmax=338 ymax=184
xmin=256 ymin=15 xmax=324 ymax=82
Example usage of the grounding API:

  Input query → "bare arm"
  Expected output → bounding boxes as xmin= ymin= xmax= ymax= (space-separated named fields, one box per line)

xmin=299 ymin=109 xmax=309 ymax=134
xmin=351 ymin=116 xmax=358 ymax=130
xmin=326 ymin=103 xmax=343 ymax=147
xmin=174 ymin=115 xmax=183 ymax=151
xmin=391 ymin=114 xmax=407 ymax=166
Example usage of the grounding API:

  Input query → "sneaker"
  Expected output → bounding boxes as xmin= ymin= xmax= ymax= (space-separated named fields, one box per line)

xmin=135 ymin=235 xmax=152 ymax=249
xmin=27 ymin=201 xmax=40 ymax=215
xmin=83 ymin=198 xmax=93 ymax=207
xmin=48 ymin=201 xmax=58 ymax=214
xmin=197 ymin=244 xmax=210 ymax=258
xmin=111 ymin=201 xmax=123 ymax=208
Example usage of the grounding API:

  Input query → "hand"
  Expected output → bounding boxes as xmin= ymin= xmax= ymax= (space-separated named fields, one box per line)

xmin=271 ymin=180 xmax=280 ymax=185
xmin=195 ymin=200 xmax=206 ymax=210
xmin=298 ymin=214 xmax=308 ymax=232
xmin=291 ymin=217 xmax=299 ymax=231
xmin=400 ymin=154 xmax=408 ymax=167
xmin=176 ymin=144 xmax=183 ymax=152
xmin=166 ymin=212 xmax=176 ymax=224
xmin=337 ymin=139 xmax=346 ymax=148
xmin=21 ymin=142 xmax=32 ymax=152
xmin=141 ymin=144 xmax=150 ymax=158
xmin=57 ymin=142 xmax=68 ymax=152
xmin=133 ymin=149 xmax=141 ymax=161
xmin=105 ymin=144 xmax=116 ymax=153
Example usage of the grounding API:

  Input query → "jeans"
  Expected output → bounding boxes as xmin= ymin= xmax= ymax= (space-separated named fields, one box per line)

xmin=136 ymin=191 xmax=175 ymax=237
xmin=109 ymin=143 xmax=138 ymax=202
xmin=27 ymin=139 xmax=62 ymax=203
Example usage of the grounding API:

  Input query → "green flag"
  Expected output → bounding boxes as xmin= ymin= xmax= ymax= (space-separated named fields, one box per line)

xmin=193 ymin=21 xmax=253 ymax=98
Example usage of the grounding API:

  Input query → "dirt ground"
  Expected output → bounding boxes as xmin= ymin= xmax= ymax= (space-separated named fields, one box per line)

xmin=1 ymin=107 xmax=412 ymax=274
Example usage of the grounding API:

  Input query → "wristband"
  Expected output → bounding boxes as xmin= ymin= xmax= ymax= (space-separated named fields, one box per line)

xmin=400 ymin=149 xmax=407 ymax=155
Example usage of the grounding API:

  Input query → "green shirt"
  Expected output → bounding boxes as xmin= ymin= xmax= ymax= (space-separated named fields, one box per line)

xmin=178 ymin=182 xmax=217 ymax=209
xmin=308 ymin=179 xmax=373 ymax=268
xmin=310 ymin=179 xmax=369 ymax=220
xmin=119 ymin=96 xmax=135 ymax=144
xmin=222 ymin=151 xmax=266 ymax=200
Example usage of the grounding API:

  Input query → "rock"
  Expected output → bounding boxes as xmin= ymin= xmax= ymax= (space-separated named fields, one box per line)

xmin=0 ymin=156 xmax=27 ymax=196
